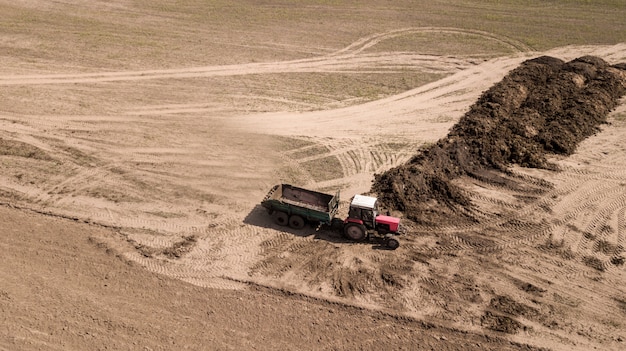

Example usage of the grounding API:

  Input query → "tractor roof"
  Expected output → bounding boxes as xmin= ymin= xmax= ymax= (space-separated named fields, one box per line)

xmin=351 ymin=194 xmax=377 ymax=210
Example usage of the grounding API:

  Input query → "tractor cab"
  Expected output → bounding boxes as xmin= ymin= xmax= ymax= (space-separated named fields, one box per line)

xmin=344 ymin=194 xmax=401 ymax=249
xmin=348 ymin=194 xmax=378 ymax=229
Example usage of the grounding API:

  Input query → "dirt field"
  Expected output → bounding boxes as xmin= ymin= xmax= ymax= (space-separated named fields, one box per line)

xmin=2 ymin=1 xmax=626 ymax=350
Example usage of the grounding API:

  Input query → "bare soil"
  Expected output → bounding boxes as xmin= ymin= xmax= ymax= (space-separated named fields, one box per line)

xmin=2 ymin=1 xmax=626 ymax=351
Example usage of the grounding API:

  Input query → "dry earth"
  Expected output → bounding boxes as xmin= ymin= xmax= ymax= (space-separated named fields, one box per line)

xmin=1 ymin=1 xmax=626 ymax=350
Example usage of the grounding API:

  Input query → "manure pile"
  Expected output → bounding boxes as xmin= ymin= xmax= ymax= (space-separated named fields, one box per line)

xmin=372 ymin=56 xmax=626 ymax=224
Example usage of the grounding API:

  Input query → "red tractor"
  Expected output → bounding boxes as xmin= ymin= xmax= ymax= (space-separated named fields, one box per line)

xmin=343 ymin=194 xmax=401 ymax=249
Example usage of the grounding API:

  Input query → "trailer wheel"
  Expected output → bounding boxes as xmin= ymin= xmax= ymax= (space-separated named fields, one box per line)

xmin=385 ymin=237 xmax=400 ymax=250
xmin=343 ymin=223 xmax=366 ymax=241
xmin=288 ymin=215 xmax=305 ymax=229
xmin=273 ymin=211 xmax=289 ymax=226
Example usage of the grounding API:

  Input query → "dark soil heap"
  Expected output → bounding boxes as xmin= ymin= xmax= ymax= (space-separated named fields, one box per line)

xmin=372 ymin=56 xmax=626 ymax=224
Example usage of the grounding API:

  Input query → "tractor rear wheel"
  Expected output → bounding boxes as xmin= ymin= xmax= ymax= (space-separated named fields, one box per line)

xmin=343 ymin=223 xmax=366 ymax=241
xmin=273 ymin=211 xmax=289 ymax=226
xmin=288 ymin=215 xmax=305 ymax=229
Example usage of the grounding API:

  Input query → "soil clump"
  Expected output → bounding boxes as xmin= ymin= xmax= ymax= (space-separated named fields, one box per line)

xmin=372 ymin=56 xmax=626 ymax=224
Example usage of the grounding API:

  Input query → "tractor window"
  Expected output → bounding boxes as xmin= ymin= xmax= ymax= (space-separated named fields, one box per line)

xmin=349 ymin=207 xmax=361 ymax=219
xmin=362 ymin=209 xmax=373 ymax=223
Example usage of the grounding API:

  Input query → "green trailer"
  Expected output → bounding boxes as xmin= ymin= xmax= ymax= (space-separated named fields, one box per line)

xmin=261 ymin=184 xmax=340 ymax=229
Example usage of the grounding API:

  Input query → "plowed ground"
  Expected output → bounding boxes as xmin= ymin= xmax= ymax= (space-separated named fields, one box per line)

xmin=2 ymin=1 xmax=626 ymax=350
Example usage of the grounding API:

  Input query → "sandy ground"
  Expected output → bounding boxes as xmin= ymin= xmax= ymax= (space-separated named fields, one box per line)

xmin=1 ymin=1 xmax=626 ymax=350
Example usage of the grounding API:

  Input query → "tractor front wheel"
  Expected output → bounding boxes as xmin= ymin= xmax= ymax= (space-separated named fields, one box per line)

xmin=385 ymin=235 xmax=400 ymax=250
xmin=343 ymin=223 xmax=367 ymax=241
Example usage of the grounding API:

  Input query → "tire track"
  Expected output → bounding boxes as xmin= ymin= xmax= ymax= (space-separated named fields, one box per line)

xmin=332 ymin=27 xmax=533 ymax=55
xmin=618 ymin=207 xmax=626 ymax=250
xmin=323 ymin=139 xmax=359 ymax=178
xmin=577 ymin=193 xmax=626 ymax=273
xmin=33 ymin=166 xmax=109 ymax=205
xmin=0 ymin=53 xmax=472 ymax=86
xmin=1 ymin=27 xmax=519 ymax=88
xmin=487 ymin=168 xmax=626 ymax=280
xmin=411 ymin=175 xmax=625 ymax=255
xmin=124 ymin=223 xmax=275 ymax=289
xmin=276 ymin=151 xmax=317 ymax=186
xmin=373 ymin=142 xmax=416 ymax=172
xmin=297 ymin=138 xmax=419 ymax=181
xmin=385 ymin=153 xmax=625 ymax=258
